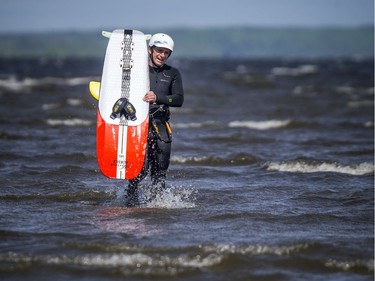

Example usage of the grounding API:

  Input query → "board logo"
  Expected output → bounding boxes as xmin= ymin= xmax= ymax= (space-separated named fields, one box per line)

xmin=112 ymin=159 xmax=127 ymax=169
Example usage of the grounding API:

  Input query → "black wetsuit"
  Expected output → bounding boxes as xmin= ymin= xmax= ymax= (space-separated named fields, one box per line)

xmin=127 ymin=63 xmax=184 ymax=201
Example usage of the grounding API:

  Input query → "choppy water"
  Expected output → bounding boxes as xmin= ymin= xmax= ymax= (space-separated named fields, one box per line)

xmin=0 ymin=57 xmax=373 ymax=281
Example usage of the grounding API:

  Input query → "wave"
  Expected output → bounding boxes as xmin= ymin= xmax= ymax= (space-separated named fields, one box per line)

xmin=335 ymin=86 xmax=374 ymax=96
xmin=173 ymin=120 xmax=292 ymax=130
xmin=293 ymin=85 xmax=374 ymax=99
xmin=347 ymin=100 xmax=374 ymax=108
xmin=175 ymin=119 xmax=367 ymax=131
xmin=173 ymin=120 xmax=218 ymax=129
xmin=266 ymin=161 xmax=374 ymax=175
xmin=271 ymin=64 xmax=319 ymax=76
xmin=41 ymin=117 xmax=353 ymax=132
xmin=46 ymin=118 xmax=93 ymax=126
xmin=67 ymin=98 xmax=84 ymax=106
xmin=0 ymin=76 xmax=94 ymax=92
xmin=229 ymin=120 xmax=291 ymax=130
xmin=42 ymin=98 xmax=85 ymax=111
xmin=325 ymin=258 xmax=374 ymax=273
xmin=0 ymin=250 xmax=222 ymax=276
xmin=171 ymin=153 xmax=258 ymax=166
xmin=0 ymin=131 xmax=26 ymax=140
xmin=3 ymin=242 xmax=371 ymax=277
xmin=0 ymin=189 xmax=112 ymax=204
xmin=0 ymin=242 xmax=310 ymax=273
xmin=201 ymin=243 xmax=310 ymax=256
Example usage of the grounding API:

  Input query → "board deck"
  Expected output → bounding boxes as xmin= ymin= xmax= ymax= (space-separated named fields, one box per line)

xmin=96 ymin=29 xmax=149 ymax=180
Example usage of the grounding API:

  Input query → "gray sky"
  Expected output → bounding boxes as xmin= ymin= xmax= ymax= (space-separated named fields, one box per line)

xmin=0 ymin=0 xmax=373 ymax=33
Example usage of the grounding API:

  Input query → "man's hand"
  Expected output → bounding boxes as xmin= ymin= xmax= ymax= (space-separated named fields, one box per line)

xmin=143 ymin=91 xmax=157 ymax=103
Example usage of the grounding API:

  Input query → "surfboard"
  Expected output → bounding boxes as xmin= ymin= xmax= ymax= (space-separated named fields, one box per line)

xmin=95 ymin=29 xmax=150 ymax=180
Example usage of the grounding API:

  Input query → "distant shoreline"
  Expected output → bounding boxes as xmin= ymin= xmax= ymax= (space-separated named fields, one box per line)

xmin=0 ymin=26 xmax=373 ymax=59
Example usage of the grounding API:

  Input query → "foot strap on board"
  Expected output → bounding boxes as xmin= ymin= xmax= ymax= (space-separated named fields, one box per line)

xmin=110 ymin=98 xmax=137 ymax=121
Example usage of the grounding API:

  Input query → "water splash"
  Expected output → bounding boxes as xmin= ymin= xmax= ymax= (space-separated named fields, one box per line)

xmin=139 ymin=185 xmax=196 ymax=209
xmin=106 ymin=184 xmax=196 ymax=209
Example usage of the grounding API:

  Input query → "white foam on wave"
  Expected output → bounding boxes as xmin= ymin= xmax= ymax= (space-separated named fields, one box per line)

xmin=173 ymin=122 xmax=205 ymax=129
xmin=42 ymin=98 xmax=83 ymax=111
xmin=64 ymin=77 xmax=93 ymax=86
xmin=271 ymin=65 xmax=319 ymax=76
xmin=2 ymin=251 xmax=222 ymax=274
xmin=42 ymin=103 xmax=60 ymax=110
xmin=0 ymin=77 xmax=37 ymax=91
xmin=173 ymin=121 xmax=218 ymax=129
xmin=0 ymin=76 xmax=93 ymax=92
xmin=266 ymin=161 xmax=374 ymax=175
xmin=172 ymin=120 xmax=291 ymax=130
xmin=42 ymin=99 xmax=83 ymax=111
xmin=336 ymin=86 xmax=374 ymax=96
xmin=46 ymin=118 xmax=93 ymax=126
xmin=57 ymin=252 xmax=222 ymax=272
xmin=325 ymin=258 xmax=374 ymax=272
xmin=171 ymin=155 xmax=207 ymax=164
xmin=229 ymin=120 xmax=291 ymax=130
xmin=67 ymin=98 xmax=83 ymax=106
xmin=4 ymin=248 xmax=374 ymax=275
xmin=347 ymin=100 xmax=374 ymax=108
xmin=202 ymin=243 xmax=310 ymax=256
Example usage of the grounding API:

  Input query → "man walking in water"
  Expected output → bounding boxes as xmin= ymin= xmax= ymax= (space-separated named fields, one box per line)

xmin=126 ymin=33 xmax=184 ymax=206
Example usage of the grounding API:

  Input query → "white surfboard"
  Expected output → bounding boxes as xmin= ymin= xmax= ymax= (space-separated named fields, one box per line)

xmin=96 ymin=29 xmax=150 ymax=180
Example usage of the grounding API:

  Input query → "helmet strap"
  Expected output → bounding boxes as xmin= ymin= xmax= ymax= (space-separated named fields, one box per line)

xmin=149 ymin=48 xmax=158 ymax=68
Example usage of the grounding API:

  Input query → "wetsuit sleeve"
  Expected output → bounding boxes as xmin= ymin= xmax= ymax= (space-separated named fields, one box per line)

xmin=156 ymin=69 xmax=184 ymax=107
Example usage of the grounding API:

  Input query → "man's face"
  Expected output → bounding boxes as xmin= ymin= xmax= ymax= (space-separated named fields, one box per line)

xmin=149 ymin=46 xmax=171 ymax=67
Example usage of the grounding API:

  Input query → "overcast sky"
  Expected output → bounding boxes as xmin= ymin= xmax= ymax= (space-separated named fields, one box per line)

xmin=0 ymin=0 xmax=373 ymax=33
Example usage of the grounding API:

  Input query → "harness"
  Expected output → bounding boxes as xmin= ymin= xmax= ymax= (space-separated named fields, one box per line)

xmin=150 ymin=105 xmax=172 ymax=143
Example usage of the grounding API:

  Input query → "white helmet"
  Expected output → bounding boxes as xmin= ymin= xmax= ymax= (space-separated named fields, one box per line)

xmin=149 ymin=33 xmax=174 ymax=52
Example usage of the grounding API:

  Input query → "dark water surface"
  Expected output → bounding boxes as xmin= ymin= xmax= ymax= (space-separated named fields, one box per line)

xmin=0 ymin=57 xmax=373 ymax=281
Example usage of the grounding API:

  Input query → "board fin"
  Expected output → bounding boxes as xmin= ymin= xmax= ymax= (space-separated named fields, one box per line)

xmin=102 ymin=31 xmax=111 ymax=38
xmin=89 ymin=81 xmax=100 ymax=100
